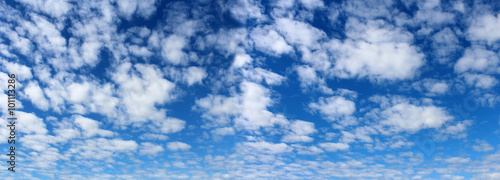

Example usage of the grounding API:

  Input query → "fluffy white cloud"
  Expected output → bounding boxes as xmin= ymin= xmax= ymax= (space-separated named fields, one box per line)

xmin=455 ymin=47 xmax=500 ymax=74
xmin=242 ymin=141 xmax=293 ymax=154
xmin=299 ymin=0 xmax=324 ymax=10
xmin=24 ymin=81 xmax=49 ymax=110
xmin=183 ymin=66 xmax=207 ymax=86
xmin=468 ymin=13 xmax=500 ymax=44
xmin=69 ymin=138 xmax=138 ymax=160
xmin=432 ymin=28 xmax=462 ymax=63
xmin=196 ymin=81 xmax=289 ymax=131
xmin=443 ymin=157 xmax=470 ymax=164
xmin=17 ymin=0 xmax=71 ymax=17
xmin=462 ymin=73 xmax=498 ymax=89
xmin=295 ymin=65 xmax=332 ymax=94
xmin=1 ymin=60 xmax=32 ymax=80
xmin=117 ymin=0 xmax=138 ymax=19
xmin=227 ymin=0 xmax=264 ymax=23
xmin=17 ymin=111 xmax=48 ymax=134
xmin=319 ymin=142 xmax=350 ymax=152
xmin=309 ymin=96 xmax=356 ymax=121
xmin=136 ymin=0 xmax=157 ymax=19
xmin=139 ymin=133 xmax=168 ymax=140
xmin=139 ymin=142 xmax=164 ymax=156
xmin=167 ymin=142 xmax=191 ymax=151
xmin=241 ymin=67 xmax=285 ymax=85
xmin=73 ymin=115 xmax=114 ymax=138
xmin=250 ymin=26 xmax=293 ymax=56
xmin=232 ymin=54 xmax=253 ymax=68
xmin=330 ymin=19 xmax=424 ymax=81
xmin=212 ymin=127 xmax=236 ymax=136
xmin=292 ymin=144 xmax=324 ymax=155
xmin=413 ymin=79 xmax=450 ymax=95
xmin=473 ymin=140 xmax=494 ymax=152
xmin=275 ymin=18 xmax=326 ymax=48
xmin=162 ymin=35 xmax=188 ymax=65
xmin=381 ymin=103 xmax=453 ymax=133
xmin=282 ymin=120 xmax=317 ymax=143
xmin=66 ymin=82 xmax=91 ymax=103
xmin=111 ymin=63 xmax=176 ymax=123
xmin=153 ymin=118 xmax=186 ymax=134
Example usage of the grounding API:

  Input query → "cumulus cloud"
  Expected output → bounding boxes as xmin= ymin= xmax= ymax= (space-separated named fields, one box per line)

xmin=309 ymin=96 xmax=356 ymax=121
xmin=468 ymin=13 xmax=500 ymax=44
xmin=73 ymin=115 xmax=114 ymax=138
xmin=282 ymin=120 xmax=317 ymax=143
xmin=167 ymin=142 xmax=191 ymax=151
xmin=250 ymin=26 xmax=293 ymax=56
xmin=183 ymin=66 xmax=207 ymax=86
xmin=111 ymin=62 xmax=176 ymax=123
xmin=455 ymin=47 xmax=500 ymax=74
xmin=226 ymin=0 xmax=264 ymax=23
xmin=380 ymin=103 xmax=453 ymax=133
xmin=162 ymin=35 xmax=188 ymax=65
xmin=473 ymin=140 xmax=494 ymax=152
xmin=196 ymin=81 xmax=289 ymax=131
xmin=242 ymin=141 xmax=293 ymax=154
xmin=330 ymin=18 xmax=424 ymax=81
xmin=23 ymin=81 xmax=49 ymax=110
xmin=319 ymin=142 xmax=350 ymax=152
xmin=139 ymin=142 xmax=164 ymax=156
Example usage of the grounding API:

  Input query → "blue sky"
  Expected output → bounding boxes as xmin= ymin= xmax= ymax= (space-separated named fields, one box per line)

xmin=1 ymin=0 xmax=500 ymax=179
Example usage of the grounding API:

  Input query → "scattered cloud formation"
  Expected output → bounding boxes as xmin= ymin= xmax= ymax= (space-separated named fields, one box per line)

xmin=0 ymin=0 xmax=499 ymax=179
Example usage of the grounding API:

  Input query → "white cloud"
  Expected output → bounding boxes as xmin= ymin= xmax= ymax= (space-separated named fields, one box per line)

xmin=162 ymin=35 xmax=188 ymax=65
xmin=153 ymin=118 xmax=186 ymax=134
xmin=319 ymin=142 xmax=350 ymax=152
xmin=212 ymin=127 xmax=236 ymax=136
xmin=69 ymin=138 xmax=138 ymax=160
xmin=1 ymin=61 xmax=32 ymax=80
xmin=443 ymin=157 xmax=470 ymax=164
xmin=139 ymin=133 xmax=168 ymax=140
xmin=250 ymin=26 xmax=293 ymax=56
xmin=136 ymin=0 xmax=157 ymax=19
xmin=111 ymin=63 xmax=176 ymax=123
xmin=167 ymin=142 xmax=191 ymax=151
xmin=282 ymin=120 xmax=316 ymax=143
xmin=295 ymin=65 xmax=332 ymax=94
xmin=381 ymin=103 xmax=453 ymax=133
xmin=454 ymin=47 xmax=500 ymax=74
xmin=117 ymin=0 xmax=138 ymax=19
xmin=299 ymin=0 xmax=324 ymax=10
xmin=241 ymin=68 xmax=285 ymax=85
xmin=196 ymin=81 xmax=289 ymax=131
xmin=468 ymin=13 xmax=500 ymax=44
xmin=139 ymin=142 xmax=164 ymax=156
xmin=227 ymin=0 xmax=264 ymax=23
xmin=413 ymin=79 xmax=450 ymax=95
xmin=309 ymin=96 xmax=356 ymax=121
xmin=66 ymin=82 xmax=91 ymax=103
xmin=232 ymin=54 xmax=253 ymax=68
xmin=462 ymin=73 xmax=498 ymax=89
xmin=73 ymin=115 xmax=114 ymax=138
xmin=183 ymin=66 xmax=207 ymax=86
xmin=24 ymin=81 xmax=49 ymax=111
xmin=473 ymin=140 xmax=494 ymax=152
xmin=330 ymin=18 xmax=424 ymax=81
xmin=17 ymin=0 xmax=71 ymax=17
xmin=17 ymin=111 xmax=48 ymax=134
xmin=432 ymin=28 xmax=462 ymax=64
xmin=242 ymin=141 xmax=293 ymax=154
xmin=292 ymin=144 xmax=324 ymax=155
xmin=275 ymin=18 xmax=325 ymax=48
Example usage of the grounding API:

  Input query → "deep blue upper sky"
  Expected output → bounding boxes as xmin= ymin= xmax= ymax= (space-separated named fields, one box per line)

xmin=1 ymin=0 xmax=500 ymax=179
